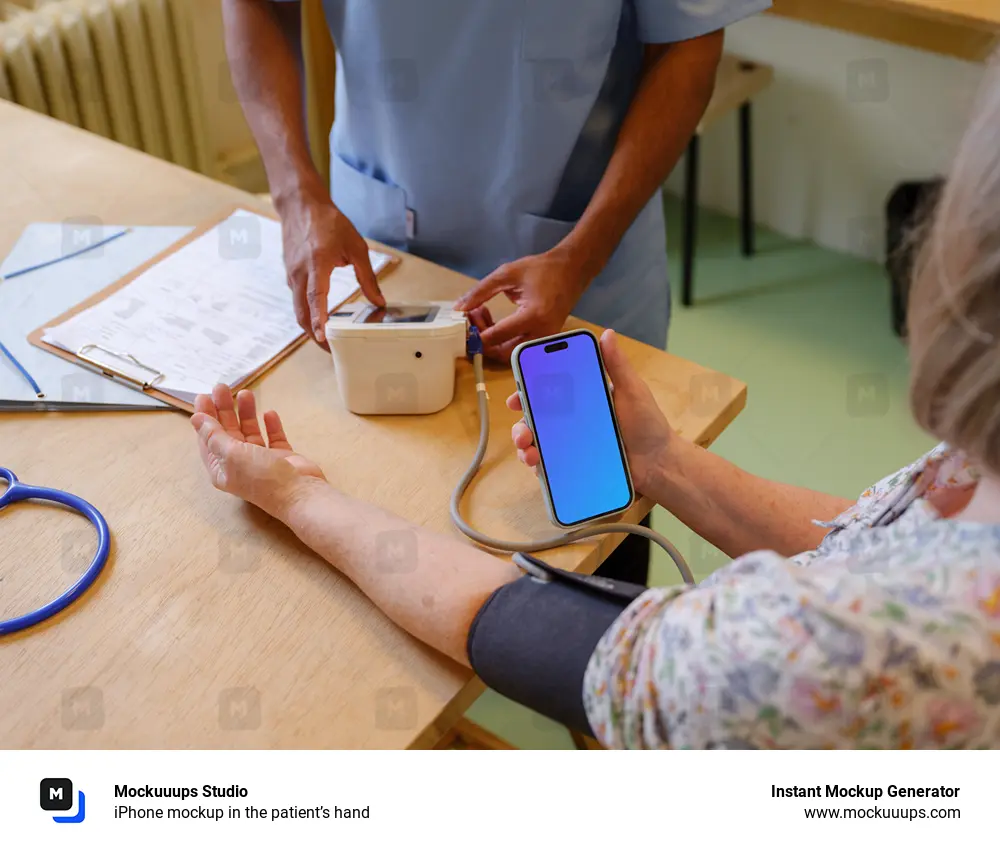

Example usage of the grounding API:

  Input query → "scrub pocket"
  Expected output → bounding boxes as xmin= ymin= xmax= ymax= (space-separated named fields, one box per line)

xmin=329 ymin=152 xmax=409 ymax=249
xmin=516 ymin=211 xmax=576 ymax=257
xmin=521 ymin=0 xmax=621 ymax=61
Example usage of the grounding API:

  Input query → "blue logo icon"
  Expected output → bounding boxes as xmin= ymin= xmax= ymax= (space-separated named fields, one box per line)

xmin=40 ymin=778 xmax=86 ymax=823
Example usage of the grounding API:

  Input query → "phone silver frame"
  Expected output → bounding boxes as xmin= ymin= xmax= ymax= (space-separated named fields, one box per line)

xmin=511 ymin=328 xmax=635 ymax=529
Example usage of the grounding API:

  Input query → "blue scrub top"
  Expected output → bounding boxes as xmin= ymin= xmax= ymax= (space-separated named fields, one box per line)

xmin=274 ymin=0 xmax=770 ymax=347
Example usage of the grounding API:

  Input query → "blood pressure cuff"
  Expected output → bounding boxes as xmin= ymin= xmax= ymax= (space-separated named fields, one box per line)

xmin=467 ymin=554 xmax=647 ymax=737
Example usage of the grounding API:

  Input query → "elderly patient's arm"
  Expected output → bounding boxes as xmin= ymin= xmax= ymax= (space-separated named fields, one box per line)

xmin=279 ymin=479 xmax=520 ymax=665
xmin=642 ymin=438 xmax=854 ymax=559
xmin=191 ymin=386 xmax=518 ymax=666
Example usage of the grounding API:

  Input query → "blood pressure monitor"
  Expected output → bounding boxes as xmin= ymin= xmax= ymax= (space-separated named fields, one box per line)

xmin=325 ymin=301 xmax=468 ymax=414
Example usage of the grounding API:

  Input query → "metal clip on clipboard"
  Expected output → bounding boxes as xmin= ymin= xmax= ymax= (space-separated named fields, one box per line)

xmin=77 ymin=344 xmax=166 ymax=391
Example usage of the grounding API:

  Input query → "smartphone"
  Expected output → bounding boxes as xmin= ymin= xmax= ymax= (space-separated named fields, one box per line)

xmin=512 ymin=329 xmax=634 ymax=528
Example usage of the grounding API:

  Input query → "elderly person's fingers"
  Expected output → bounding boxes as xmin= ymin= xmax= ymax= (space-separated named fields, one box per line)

xmin=235 ymin=390 xmax=266 ymax=447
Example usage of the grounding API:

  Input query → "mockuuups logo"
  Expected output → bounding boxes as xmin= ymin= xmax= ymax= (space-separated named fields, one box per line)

xmin=40 ymin=778 xmax=86 ymax=823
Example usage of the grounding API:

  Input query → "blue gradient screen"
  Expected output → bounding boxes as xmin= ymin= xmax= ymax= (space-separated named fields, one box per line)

xmin=518 ymin=333 xmax=632 ymax=526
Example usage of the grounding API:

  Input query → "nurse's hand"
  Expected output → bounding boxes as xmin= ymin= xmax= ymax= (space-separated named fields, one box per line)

xmin=455 ymin=249 xmax=584 ymax=362
xmin=506 ymin=330 xmax=675 ymax=494
xmin=279 ymin=196 xmax=386 ymax=349
xmin=191 ymin=385 xmax=327 ymax=518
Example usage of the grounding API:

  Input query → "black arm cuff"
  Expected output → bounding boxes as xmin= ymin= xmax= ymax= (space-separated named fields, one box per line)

xmin=467 ymin=556 xmax=646 ymax=737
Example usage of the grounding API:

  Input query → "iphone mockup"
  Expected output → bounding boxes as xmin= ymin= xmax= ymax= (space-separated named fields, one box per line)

xmin=511 ymin=329 xmax=634 ymax=528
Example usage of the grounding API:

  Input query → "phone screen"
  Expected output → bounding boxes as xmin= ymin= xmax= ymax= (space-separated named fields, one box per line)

xmin=516 ymin=332 xmax=632 ymax=526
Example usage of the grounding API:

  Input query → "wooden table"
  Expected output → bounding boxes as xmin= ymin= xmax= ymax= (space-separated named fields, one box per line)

xmin=770 ymin=0 xmax=1000 ymax=62
xmin=0 ymin=102 xmax=746 ymax=749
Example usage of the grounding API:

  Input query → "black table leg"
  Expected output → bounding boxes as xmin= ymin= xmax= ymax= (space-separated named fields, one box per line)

xmin=682 ymin=135 xmax=700 ymax=307
xmin=739 ymin=102 xmax=755 ymax=258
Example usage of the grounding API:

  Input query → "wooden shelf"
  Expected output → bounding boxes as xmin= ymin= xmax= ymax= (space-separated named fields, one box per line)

xmin=769 ymin=0 xmax=999 ymax=62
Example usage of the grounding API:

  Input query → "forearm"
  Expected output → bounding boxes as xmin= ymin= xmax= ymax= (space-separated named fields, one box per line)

xmin=221 ymin=0 xmax=327 ymax=209
xmin=278 ymin=480 xmax=520 ymax=666
xmin=647 ymin=439 xmax=854 ymax=559
xmin=559 ymin=32 xmax=724 ymax=278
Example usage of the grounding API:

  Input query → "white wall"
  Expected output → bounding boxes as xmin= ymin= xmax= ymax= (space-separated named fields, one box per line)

xmin=665 ymin=15 xmax=987 ymax=261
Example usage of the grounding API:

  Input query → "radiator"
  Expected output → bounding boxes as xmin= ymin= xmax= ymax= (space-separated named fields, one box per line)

xmin=0 ymin=0 xmax=211 ymax=175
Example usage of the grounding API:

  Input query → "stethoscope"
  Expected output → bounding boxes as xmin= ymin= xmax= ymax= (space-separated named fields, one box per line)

xmin=0 ymin=467 xmax=111 ymax=637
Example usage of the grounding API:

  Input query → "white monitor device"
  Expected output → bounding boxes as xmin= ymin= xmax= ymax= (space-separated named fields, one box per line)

xmin=325 ymin=301 xmax=468 ymax=415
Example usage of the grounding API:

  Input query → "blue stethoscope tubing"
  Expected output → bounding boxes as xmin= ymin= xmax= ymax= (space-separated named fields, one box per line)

xmin=0 ymin=467 xmax=111 ymax=637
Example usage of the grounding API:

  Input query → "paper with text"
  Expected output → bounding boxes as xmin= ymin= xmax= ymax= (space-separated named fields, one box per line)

xmin=42 ymin=210 xmax=391 ymax=398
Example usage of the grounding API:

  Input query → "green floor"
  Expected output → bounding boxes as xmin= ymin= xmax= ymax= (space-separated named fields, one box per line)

xmin=464 ymin=192 xmax=937 ymax=748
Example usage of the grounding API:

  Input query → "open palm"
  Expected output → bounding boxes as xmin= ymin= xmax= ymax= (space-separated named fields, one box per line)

xmin=191 ymin=385 xmax=326 ymax=516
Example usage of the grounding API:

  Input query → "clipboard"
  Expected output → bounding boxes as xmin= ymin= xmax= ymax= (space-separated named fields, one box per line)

xmin=28 ymin=204 xmax=400 ymax=414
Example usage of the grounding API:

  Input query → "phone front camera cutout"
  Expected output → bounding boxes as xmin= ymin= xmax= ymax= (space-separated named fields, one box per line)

xmin=544 ymin=341 xmax=569 ymax=354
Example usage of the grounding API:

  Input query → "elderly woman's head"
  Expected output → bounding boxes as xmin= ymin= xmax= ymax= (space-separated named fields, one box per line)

xmin=909 ymin=58 xmax=1000 ymax=475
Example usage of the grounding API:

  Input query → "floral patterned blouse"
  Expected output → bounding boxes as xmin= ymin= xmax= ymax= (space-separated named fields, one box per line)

xmin=583 ymin=444 xmax=1000 ymax=748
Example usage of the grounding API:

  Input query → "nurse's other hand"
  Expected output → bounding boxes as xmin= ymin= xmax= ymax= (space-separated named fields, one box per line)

xmin=455 ymin=249 xmax=584 ymax=362
xmin=280 ymin=196 xmax=385 ymax=349
xmin=191 ymin=385 xmax=327 ymax=518
xmin=506 ymin=330 xmax=674 ymax=494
